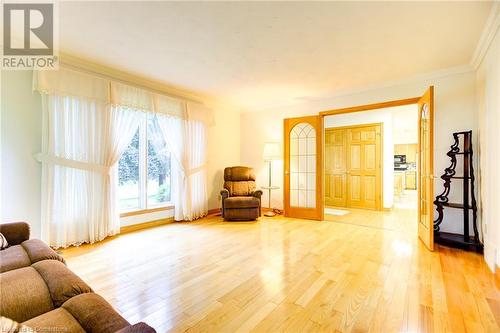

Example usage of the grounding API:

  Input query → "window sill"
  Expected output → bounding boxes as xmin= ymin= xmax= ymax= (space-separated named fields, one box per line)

xmin=120 ymin=204 xmax=174 ymax=218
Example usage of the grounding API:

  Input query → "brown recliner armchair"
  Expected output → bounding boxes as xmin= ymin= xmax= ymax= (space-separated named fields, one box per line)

xmin=221 ymin=166 xmax=263 ymax=221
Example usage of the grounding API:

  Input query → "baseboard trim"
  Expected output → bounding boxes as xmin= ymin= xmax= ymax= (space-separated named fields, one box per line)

xmin=208 ymin=208 xmax=220 ymax=215
xmin=120 ymin=217 xmax=174 ymax=234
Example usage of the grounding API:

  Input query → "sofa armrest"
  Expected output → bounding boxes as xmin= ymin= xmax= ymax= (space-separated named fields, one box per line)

xmin=220 ymin=189 xmax=230 ymax=199
xmin=251 ymin=189 xmax=263 ymax=198
xmin=0 ymin=222 xmax=30 ymax=245
xmin=115 ymin=322 xmax=157 ymax=333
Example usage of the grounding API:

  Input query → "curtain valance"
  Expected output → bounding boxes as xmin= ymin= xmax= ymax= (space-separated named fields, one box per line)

xmin=33 ymin=68 xmax=214 ymax=125
xmin=110 ymin=81 xmax=153 ymax=111
xmin=33 ymin=67 xmax=110 ymax=102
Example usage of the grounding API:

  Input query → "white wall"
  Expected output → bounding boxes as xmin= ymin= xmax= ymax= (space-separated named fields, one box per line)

xmin=324 ymin=108 xmax=394 ymax=208
xmin=1 ymin=70 xmax=43 ymax=238
xmin=477 ymin=23 xmax=500 ymax=271
xmin=241 ymin=70 xmax=478 ymax=234
xmin=392 ymin=106 xmax=419 ymax=144
xmin=207 ymin=107 xmax=241 ymax=211
xmin=0 ymin=70 xmax=240 ymax=238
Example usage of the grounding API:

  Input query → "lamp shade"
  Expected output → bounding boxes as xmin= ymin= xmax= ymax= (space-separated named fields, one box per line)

xmin=263 ymin=142 xmax=281 ymax=161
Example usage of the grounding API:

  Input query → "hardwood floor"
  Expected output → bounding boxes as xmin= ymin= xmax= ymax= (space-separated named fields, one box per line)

xmin=61 ymin=208 xmax=500 ymax=332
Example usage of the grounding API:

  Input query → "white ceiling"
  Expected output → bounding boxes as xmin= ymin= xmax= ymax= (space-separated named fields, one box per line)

xmin=59 ymin=1 xmax=493 ymax=111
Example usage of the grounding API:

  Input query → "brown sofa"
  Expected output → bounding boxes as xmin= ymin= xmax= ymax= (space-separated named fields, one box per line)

xmin=0 ymin=222 xmax=155 ymax=333
xmin=221 ymin=166 xmax=263 ymax=221
xmin=0 ymin=222 xmax=65 ymax=273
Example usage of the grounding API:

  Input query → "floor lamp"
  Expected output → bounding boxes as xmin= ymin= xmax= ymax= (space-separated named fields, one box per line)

xmin=262 ymin=142 xmax=281 ymax=217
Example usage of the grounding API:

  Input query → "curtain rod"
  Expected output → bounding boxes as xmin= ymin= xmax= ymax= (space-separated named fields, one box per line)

xmin=59 ymin=61 xmax=205 ymax=105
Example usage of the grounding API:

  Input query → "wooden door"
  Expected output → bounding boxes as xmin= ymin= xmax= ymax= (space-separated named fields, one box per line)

xmin=284 ymin=116 xmax=323 ymax=220
xmin=324 ymin=129 xmax=347 ymax=207
xmin=346 ymin=125 xmax=382 ymax=210
xmin=418 ymin=86 xmax=434 ymax=250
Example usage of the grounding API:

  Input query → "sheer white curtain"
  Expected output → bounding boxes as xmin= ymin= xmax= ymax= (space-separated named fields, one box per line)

xmin=150 ymin=99 xmax=209 ymax=221
xmin=35 ymin=68 xmax=213 ymax=247
xmin=182 ymin=118 xmax=208 ymax=220
xmin=39 ymin=94 xmax=142 ymax=248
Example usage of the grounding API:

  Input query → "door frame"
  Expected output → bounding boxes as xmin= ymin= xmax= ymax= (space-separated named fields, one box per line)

xmin=315 ymin=91 xmax=435 ymax=249
xmin=324 ymin=122 xmax=384 ymax=211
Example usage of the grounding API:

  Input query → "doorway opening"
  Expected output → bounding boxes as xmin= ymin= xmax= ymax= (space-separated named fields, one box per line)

xmin=283 ymin=87 xmax=434 ymax=250
xmin=323 ymin=104 xmax=419 ymax=216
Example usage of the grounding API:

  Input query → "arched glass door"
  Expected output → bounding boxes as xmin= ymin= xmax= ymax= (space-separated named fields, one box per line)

xmin=284 ymin=116 xmax=323 ymax=220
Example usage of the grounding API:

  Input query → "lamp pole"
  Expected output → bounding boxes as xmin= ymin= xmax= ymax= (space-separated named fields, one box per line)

xmin=263 ymin=159 xmax=277 ymax=217
xmin=267 ymin=159 xmax=272 ymax=209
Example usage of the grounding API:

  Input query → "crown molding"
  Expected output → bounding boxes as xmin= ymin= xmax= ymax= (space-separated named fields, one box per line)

xmin=248 ymin=64 xmax=475 ymax=113
xmin=59 ymin=52 xmax=210 ymax=104
xmin=471 ymin=2 xmax=500 ymax=69
xmin=58 ymin=53 xmax=246 ymax=113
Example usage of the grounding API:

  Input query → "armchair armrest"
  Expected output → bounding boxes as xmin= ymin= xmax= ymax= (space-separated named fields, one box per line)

xmin=220 ymin=188 xmax=230 ymax=199
xmin=0 ymin=222 xmax=30 ymax=245
xmin=220 ymin=189 xmax=230 ymax=218
xmin=251 ymin=189 xmax=263 ymax=198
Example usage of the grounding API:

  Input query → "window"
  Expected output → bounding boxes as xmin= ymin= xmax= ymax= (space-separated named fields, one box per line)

xmin=118 ymin=114 xmax=171 ymax=212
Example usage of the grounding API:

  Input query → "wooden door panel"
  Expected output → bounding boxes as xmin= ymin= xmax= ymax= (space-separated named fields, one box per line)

xmin=350 ymin=129 xmax=362 ymax=143
xmin=350 ymin=145 xmax=361 ymax=170
xmin=332 ymin=175 xmax=346 ymax=206
xmin=324 ymin=130 xmax=334 ymax=206
xmin=333 ymin=176 xmax=343 ymax=197
xmin=325 ymin=128 xmax=346 ymax=208
xmin=333 ymin=146 xmax=345 ymax=169
xmin=349 ymin=175 xmax=362 ymax=206
xmin=332 ymin=131 xmax=344 ymax=144
xmin=325 ymin=175 xmax=331 ymax=198
xmin=364 ymin=176 xmax=377 ymax=209
xmin=362 ymin=129 xmax=376 ymax=142
xmin=364 ymin=144 xmax=377 ymax=171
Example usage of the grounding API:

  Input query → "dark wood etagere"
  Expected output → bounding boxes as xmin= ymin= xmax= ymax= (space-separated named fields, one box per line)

xmin=433 ymin=131 xmax=483 ymax=253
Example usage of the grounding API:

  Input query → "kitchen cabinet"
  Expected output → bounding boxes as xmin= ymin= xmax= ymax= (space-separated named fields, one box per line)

xmin=405 ymin=171 xmax=417 ymax=190
xmin=394 ymin=144 xmax=418 ymax=163
xmin=394 ymin=172 xmax=405 ymax=196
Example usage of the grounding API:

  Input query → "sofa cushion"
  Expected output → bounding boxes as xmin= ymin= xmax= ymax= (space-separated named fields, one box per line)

xmin=62 ymin=293 xmax=130 ymax=333
xmin=224 ymin=166 xmax=256 ymax=181
xmin=224 ymin=181 xmax=257 ymax=196
xmin=224 ymin=196 xmax=260 ymax=209
xmin=23 ymin=308 xmax=85 ymax=333
xmin=223 ymin=166 xmax=257 ymax=196
xmin=1 ymin=316 xmax=35 ymax=333
xmin=116 ymin=322 xmax=157 ymax=333
xmin=0 ymin=245 xmax=31 ymax=273
xmin=22 ymin=239 xmax=66 ymax=265
xmin=0 ymin=239 xmax=65 ymax=273
xmin=0 ymin=267 xmax=54 ymax=322
xmin=32 ymin=260 xmax=93 ymax=307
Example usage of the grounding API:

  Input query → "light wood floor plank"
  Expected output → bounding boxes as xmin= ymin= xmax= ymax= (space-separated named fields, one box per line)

xmin=60 ymin=208 xmax=500 ymax=332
